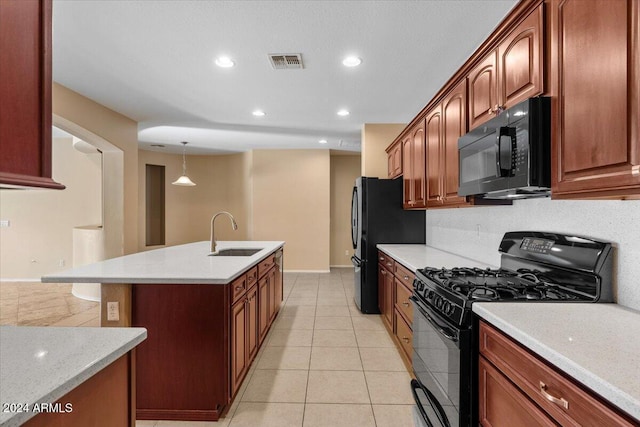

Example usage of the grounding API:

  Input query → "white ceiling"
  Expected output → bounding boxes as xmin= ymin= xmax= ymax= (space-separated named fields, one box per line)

xmin=52 ymin=0 xmax=518 ymax=155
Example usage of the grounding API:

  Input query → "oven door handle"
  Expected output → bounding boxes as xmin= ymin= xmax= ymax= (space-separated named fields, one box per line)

xmin=411 ymin=379 xmax=451 ymax=427
xmin=410 ymin=296 xmax=458 ymax=342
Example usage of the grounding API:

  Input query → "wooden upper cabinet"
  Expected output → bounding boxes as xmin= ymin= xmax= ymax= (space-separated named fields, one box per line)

xmin=497 ymin=5 xmax=544 ymax=110
xmin=426 ymin=79 xmax=470 ymax=208
xmin=468 ymin=4 xmax=544 ymax=129
xmin=0 ymin=0 xmax=64 ymax=190
xmin=468 ymin=52 xmax=498 ymax=130
xmin=402 ymin=121 xmax=426 ymax=209
xmin=441 ymin=80 xmax=469 ymax=206
xmin=551 ymin=0 xmax=640 ymax=199
xmin=386 ymin=140 xmax=402 ymax=179
xmin=425 ymin=107 xmax=443 ymax=207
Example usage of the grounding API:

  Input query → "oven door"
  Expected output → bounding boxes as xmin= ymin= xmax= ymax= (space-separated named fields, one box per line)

xmin=411 ymin=296 xmax=472 ymax=427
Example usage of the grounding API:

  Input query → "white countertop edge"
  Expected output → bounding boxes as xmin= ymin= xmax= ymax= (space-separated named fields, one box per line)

xmin=1 ymin=328 xmax=147 ymax=427
xmin=473 ymin=304 xmax=640 ymax=420
xmin=41 ymin=241 xmax=285 ymax=285
xmin=376 ymin=244 xmax=493 ymax=272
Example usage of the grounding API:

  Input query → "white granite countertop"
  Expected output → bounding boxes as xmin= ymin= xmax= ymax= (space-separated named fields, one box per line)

xmin=0 ymin=326 xmax=146 ymax=426
xmin=376 ymin=244 xmax=493 ymax=272
xmin=41 ymin=241 xmax=285 ymax=284
xmin=473 ymin=303 xmax=640 ymax=421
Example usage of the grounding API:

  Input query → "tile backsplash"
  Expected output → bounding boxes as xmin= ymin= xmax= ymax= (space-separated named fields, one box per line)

xmin=426 ymin=198 xmax=640 ymax=311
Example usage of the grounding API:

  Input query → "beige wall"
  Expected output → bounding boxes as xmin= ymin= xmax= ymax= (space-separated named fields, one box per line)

xmin=251 ymin=150 xmax=331 ymax=271
xmin=361 ymin=123 xmax=405 ymax=178
xmin=0 ymin=138 xmax=102 ymax=278
xmin=330 ymin=154 xmax=361 ymax=266
xmin=53 ymin=83 xmax=139 ymax=254
xmin=137 ymin=150 xmax=250 ymax=250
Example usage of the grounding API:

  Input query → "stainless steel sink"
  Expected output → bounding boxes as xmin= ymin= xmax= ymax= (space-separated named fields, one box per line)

xmin=209 ymin=248 xmax=262 ymax=257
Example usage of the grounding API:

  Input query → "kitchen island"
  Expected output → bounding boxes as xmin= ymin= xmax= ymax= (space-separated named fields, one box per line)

xmin=0 ymin=326 xmax=146 ymax=427
xmin=42 ymin=240 xmax=285 ymax=422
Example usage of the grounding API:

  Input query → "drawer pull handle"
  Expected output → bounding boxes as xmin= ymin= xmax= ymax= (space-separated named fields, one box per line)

xmin=403 ymin=275 xmax=410 ymax=280
xmin=402 ymin=302 xmax=410 ymax=307
xmin=235 ymin=285 xmax=244 ymax=291
xmin=402 ymin=336 xmax=410 ymax=343
xmin=380 ymin=256 xmax=384 ymax=261
xmin=539 ymin=382 xmax=569 ymax=410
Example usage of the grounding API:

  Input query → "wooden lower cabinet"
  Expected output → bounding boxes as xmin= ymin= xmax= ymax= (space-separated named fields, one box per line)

xmin=479 ymin=356 xmax=556 ymax=427
xmin=479 ymin=321 xmax=638 ymax=426
xmin=132 ymin=250 xmax=282 ymax=422
xmin=379 ymin=250 xmax=413 ymax=368
xmin=24 ymin=353 xmax=135 ymax=427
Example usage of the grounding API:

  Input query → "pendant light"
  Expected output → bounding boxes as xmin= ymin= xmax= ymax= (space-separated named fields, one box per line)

xmin=172 ymin=141 xmax=196 ymax=186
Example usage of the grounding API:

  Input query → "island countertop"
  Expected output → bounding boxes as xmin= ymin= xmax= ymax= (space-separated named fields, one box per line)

xmin=0 ymin=326 xmax=146 ymax=427
xmin=41 ymin=241 xmax=285 ymax=285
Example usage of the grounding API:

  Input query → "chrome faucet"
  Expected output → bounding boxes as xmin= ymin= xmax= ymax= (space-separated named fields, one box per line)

xmin=210 ymin=211 xmax=238 ymax=253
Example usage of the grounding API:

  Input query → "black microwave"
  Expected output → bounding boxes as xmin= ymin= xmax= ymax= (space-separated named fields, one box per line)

xmin=457 ymin=97 xmax=551 ymax=199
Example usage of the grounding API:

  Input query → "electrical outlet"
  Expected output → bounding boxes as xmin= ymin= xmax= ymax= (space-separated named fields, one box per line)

xmin=58 ymin=259 xmax=65 ymax=267
xmin=345 ymin=250 xmax=349 ymax=256
xmin=107 ymin=302 xmax=120 ymax=321
xmin=0 ymin=220 xmax=9 ymax=227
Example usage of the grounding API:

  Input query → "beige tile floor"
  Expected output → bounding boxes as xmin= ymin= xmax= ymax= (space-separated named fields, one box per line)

xmin=1 ymin=269 xmax=415 ymax=426
xmin=0 ymin=282 xmax=99 ymax=327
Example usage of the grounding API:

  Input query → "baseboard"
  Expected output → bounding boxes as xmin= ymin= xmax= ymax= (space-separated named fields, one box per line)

xmin=329 ymin=265 xmax=354 ymax=268
xmin=283 ymin=269 xmax=331 ymax=273
xmin=0 ymin=278 xmax=41 ymax=282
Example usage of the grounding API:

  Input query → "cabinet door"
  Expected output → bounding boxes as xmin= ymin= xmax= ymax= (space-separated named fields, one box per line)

xmin=0 ymin=0 xmax=63 ymax=189
xmin=468 ymin=51 xmax=498 ymax=129
xmin=258 ymin=275 xmax=269 ymax=345
xmin=378 ymin=263 xmax=386 ymax=316
xmin=479 ymin=356 xmax=557 ymax=427
xmin=425 ymin=107 xmax=443 ymax=207
xmin=268 ymin=267 xmax=277 ymax=323
xmin=551 ymin=0 xmax=640 ymax=198
xmin=246 ymin=285 xmax=258 ymax=363
xmin=384 ymin=266 xmax=394 ymax=330
xmin=441 ymin=79 xmax=469 ymax=206
xmin=402 ymin=135 xmax=414 ymax=208
xmin=497 ymin=5 xmax=544 ymax=109
xmin=231 ymin=298 xmax=247 ymax=396
xmin=411 ymin=121 xmax=427 ymax=208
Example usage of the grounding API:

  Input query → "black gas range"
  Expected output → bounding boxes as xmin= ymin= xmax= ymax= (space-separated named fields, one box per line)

xmin=410 ymin=231 xmax=613 ymax=427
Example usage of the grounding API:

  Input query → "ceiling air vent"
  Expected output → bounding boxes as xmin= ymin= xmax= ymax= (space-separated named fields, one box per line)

xmin=268 ymin=53 xmax=304 ymax=70
xmin=339 ymin=139 xmax=361 ymax=151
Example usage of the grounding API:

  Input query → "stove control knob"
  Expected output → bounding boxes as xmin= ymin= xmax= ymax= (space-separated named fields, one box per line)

xmin=436 ymin=297 xmax=443 ymax=309
xmin=443 ymin=301 xmax=450 ymax=313
xmin=427 ymin=290 xmax=434 ymax=300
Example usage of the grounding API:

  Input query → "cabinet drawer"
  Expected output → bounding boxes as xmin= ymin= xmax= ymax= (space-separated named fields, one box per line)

xmin=258 ymin=254 xmax=276 ymax=278
xmin=231 ymin=275 xmax=247 ymax=303
xmin=479 ymin=322 xmax=636 ymax=426
xmin=245 ymin=266 xmax=258 ymax=289
xmin=378 ymin=252 xmax=395 ymax=271
xmin=479 ymin=356 xmax=556 ymax=427
xmin=394 ymin=279 xmax=413 ymax=326
xmin=395 ymin=310 xmax=412 ymax=362
xmin=393 ymin=262 xmax=414 ymax=287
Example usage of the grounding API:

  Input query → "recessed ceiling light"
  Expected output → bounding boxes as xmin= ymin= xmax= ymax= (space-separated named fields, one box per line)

xmin=252 ymin=110 xmax=266 ymax=117
xmin=342 ymin=56 xmax=362 ymax=67
xmin=215 ymin=56 xmax=235 ymax=68
xmin=150 ymin=144 xmax=165 ymax=148
xmin=319 ymin=139 xmax=328 ymax=144
xmin=337 ymin=109 xmax=350 ymax=117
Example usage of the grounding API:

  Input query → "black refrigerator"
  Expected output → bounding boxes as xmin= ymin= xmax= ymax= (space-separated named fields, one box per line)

xmin=350 ymin=177 xmax=425 ymax=313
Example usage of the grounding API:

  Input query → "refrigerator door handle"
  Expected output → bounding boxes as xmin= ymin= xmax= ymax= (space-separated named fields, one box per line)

xmin=351 ymin=186 xmax=358 ymax=250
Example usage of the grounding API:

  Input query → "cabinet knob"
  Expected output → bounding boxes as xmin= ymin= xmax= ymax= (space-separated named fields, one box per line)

xmin=403 ymin=275 xmax=410 ymax=281
xmin=402 ymin=301 xmax=410 ymax=307
xmin=235 ymin=285 xmax=244 ymax=291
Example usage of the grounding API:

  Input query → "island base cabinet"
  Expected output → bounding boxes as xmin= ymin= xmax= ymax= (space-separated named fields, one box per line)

xmin=24 ymin=353 xmax=135 ymax=427
xmin=132 ymin=284 xmax=229 ymax=421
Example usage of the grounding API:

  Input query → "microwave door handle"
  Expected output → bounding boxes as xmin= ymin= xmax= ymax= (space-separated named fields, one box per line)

xmin=497 ymin=126 xmax=516 ymax=177
xmin=411 ymin=379 xmax=452 ymax=427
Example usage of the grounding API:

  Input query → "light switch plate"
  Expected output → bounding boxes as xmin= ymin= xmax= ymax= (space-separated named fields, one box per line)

xmin=0 ymin=220 xmax=9 ymax=228
xmin=107 ymin=301 xmax=120 ymax=321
